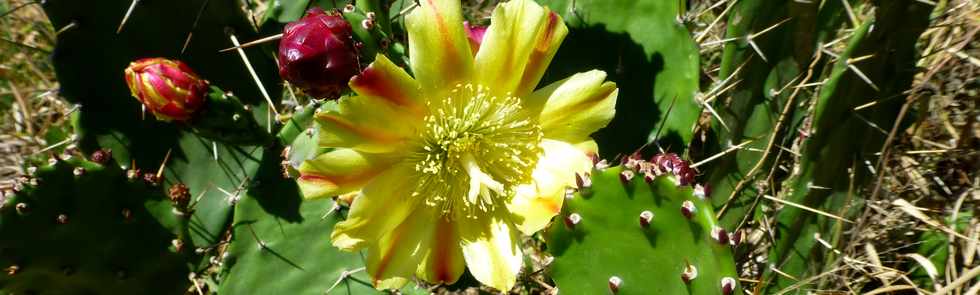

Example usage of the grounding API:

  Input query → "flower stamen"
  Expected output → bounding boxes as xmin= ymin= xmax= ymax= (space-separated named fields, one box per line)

xmin=410 ymin=84 xmax=543 ymax=217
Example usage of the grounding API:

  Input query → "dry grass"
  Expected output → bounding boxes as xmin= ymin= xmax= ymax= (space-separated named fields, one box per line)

xmin=0 ymin=0 xmax=72 ymax=196
xmin=688 ymin=0 xmax=980 ymax=294
xmin=1 ymin=0 xmax=977 ymax=294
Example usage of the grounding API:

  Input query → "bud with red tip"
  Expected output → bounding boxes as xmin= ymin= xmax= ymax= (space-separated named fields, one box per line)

xmin=278 ymin=8 xmax=358 ymax=99
xmin=124 ymin=58 xmax=208 ymax=121
xmin=463 ymin=21 xmax=487 ymax=54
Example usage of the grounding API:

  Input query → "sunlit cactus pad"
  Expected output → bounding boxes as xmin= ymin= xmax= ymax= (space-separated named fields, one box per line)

xmin=546 ymin=158 xmax=740 ymax=295
xmin=0 ymin=155 xmax=189 ymax=294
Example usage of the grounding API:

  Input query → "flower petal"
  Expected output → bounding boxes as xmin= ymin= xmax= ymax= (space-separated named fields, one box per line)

xmin=459 ymin=216 xmax=523 ymax=292
xmin=473 ymin=0 xmax=567 ymax=97
xmin=405 ymin=0 xmax=473 ymax=95
xmin=331 ymin=164 xmax=418 ymax=251
xmin=297 ymin=148 xmax=396 ymax=199
xmin=415 ymin=214 xmax=466 ymax=285
xmin=366 ymin=206 xmax=439 ymax=290
xmin=529 ymin=70 xmax=618 ymax=144
xmin=349 ymin=54 xmax=424 ymax=114
xmin=509 ymin=139 xmax=592 ymax=235
xmin=317 ymin=94 xmax=420 ymax=153
xmin=571 ymin=139 xmax=599 ymax=156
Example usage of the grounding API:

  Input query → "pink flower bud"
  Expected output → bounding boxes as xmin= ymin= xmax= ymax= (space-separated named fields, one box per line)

xmin=124 ymin=58 xmax=208 ymax=121
xmin=278 ymin=8 xmax=359 ymax=99
xmin=464 ymin=21 xmax=487 ymax=54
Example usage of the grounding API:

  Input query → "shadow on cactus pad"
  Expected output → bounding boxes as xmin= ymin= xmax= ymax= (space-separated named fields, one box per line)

xmin=42 ymin=0 xmax=281 ymax=248
xmin=0 ymin=157 xmax=191 ymax=294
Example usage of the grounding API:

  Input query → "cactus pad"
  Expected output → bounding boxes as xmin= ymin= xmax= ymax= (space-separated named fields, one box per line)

xmin=217 ymin=150 xmax=376 ymax=295
xmin=546 ymin=157 xmax=741 ymax=294
xmin=0 ymin=155 xmax=190 ymax=294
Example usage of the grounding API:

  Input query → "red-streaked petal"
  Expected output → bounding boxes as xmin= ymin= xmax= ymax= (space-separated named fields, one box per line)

xmin=331 ymin=164 xmax=418 ymax=251
xmin=405 ymin=0 xmax=473 ymax=96
xmin=296 ymin=148 xmax=396 ymax=199
xmin=473 ymin=0 xmax=567 ymax=97
xmin=317 ymin=94 xmax=421 ymax=153
xmin=349 ymin=54 xmax=423 ymax=113
xmin=416 ymin=215 xmax=465 ymax=285
xmin=366 ymin=206 xmax=439 ymax=290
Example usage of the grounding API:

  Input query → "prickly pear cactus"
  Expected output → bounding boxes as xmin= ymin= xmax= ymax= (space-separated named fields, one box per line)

xmin=0 ymin=154 xmax=190 ymax=294
xmin=546 ymin=157 xmax=740 ymax=294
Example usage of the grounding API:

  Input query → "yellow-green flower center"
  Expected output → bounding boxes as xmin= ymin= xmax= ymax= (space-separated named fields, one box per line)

xmin=410 ymin=84 xmax=543 ymax=217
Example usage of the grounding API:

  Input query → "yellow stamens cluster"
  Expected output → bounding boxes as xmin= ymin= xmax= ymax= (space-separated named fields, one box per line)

xmin=410 ymin=84 xmax=543 ymax=217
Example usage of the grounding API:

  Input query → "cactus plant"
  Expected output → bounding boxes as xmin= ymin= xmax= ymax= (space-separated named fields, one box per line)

xmin=0 ymin=153 xmax=191 ymax=294
xmin=765 ymin=0 xmax=932 ymax=291
xmin=217 ymin=149 xmax=378 ymax=295
xmin=43 ymin=0 xmax=279 ymax=250
xmin=546 ymin=156 xmax=740 ymax=294
xmin=1 ymin=0 xmax=947 ymax=293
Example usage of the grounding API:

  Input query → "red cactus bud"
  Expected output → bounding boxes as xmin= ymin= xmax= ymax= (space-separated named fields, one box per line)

xmin=278 ymin=8 xmax=358 ymax=99
xmin=464 ymin=21 xmax=487 ymax=54
xmin=124 ymin=58 xmax=208 ymax=121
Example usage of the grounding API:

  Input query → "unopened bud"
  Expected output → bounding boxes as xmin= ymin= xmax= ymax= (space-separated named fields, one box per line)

xmin=463 ymin=21 xmax=487 ymax=54
xmin=278 ymin=8 xmax=358 ymax=99
xmin=124 ymin=58 xmax=208 ymax=121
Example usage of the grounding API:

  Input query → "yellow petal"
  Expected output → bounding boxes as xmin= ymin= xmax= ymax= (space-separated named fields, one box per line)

xmin=474 ymin=0 xmax=567 ymax=97
xmin=415 ymin=214 xmax=466 ymax=285
xmin=349 ymin=54 xmax=424 ymax=115
xmin=297 ymin=148 xmax=395 ymax=199
xmin=529 ymin=70 xmax=618 ymax=144
xmin=317 ymin=94 xmax=420 ymax=153
xmin=509 ymin=139 xmax=592 ymax=235
xmin=405 ymin=0 xmax=473 ymax=95
xmin=571 ymin=139 xmax=599 ymax=156
xmin=331 ymin=164 xmax=418 ymax=251
xmin=367 ymin=206 xmax=438 ymax=290
xmin=459 ymin=216 xmax=523 ymax=292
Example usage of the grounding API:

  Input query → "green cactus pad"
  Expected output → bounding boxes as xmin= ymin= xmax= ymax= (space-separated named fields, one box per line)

xmin=43 ymin=0 xmax=280 ymax=248
xmin=278 ymin=101 xmax=334 ymax=176
xmin=217 ymin=150 xmax=376 ymax=295
xmin=0 ymin=157 xmax=190 ymax=294
xmin=218 ymin=197 xmax=378 ymax=294
xmin=190 ymin=87 xmax=272 ymax=145
xmin=546 ymin=161 xmax=740 ymax=295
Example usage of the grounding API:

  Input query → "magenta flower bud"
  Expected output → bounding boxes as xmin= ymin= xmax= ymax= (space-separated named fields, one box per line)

xmin=124 ymin=58 xmax=208 ymax=121
xmin=278 ymin=8 xmax=358 ymax=99
xmin=464 ymin=21 xmax=487 ymax=54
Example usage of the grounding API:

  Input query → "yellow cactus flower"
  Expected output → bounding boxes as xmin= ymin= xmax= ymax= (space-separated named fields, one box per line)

xmin=297 ymin=0 xmax=618 ymax=291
